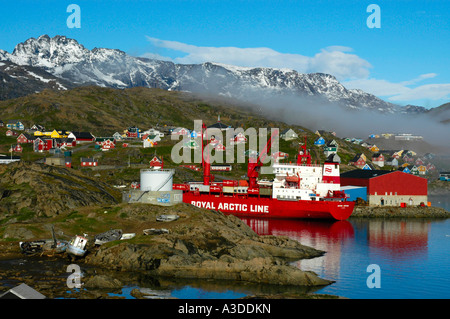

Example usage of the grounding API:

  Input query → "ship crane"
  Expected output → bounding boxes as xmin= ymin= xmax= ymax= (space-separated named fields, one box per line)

xmin=297 ymin=136 xmax=312 ymax=165
xmin=247 ymin=129 xmax=279 ymax=189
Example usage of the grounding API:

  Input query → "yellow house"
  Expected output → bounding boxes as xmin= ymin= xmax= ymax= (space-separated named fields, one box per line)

xmin=33 ymin=130 xmax=44 ymax=136
xmin=50 ymin=130 xmax=62 ymax=138
xmin=370 ymin=145 xmax=379 ymax=153
xmin=418 ymin=165 xmax=427 ymax=175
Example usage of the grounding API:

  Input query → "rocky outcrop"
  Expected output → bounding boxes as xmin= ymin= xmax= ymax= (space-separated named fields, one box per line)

xmin=0 ymin=162 xmax=120 ymax=218
xmin=85 ymin=207 xmax=331 ymax=287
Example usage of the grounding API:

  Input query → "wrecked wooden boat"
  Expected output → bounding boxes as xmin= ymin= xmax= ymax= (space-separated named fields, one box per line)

xmin=19 ymin=226 xmax=67 ymax=255
xmin=94 ymin=229 xmax=123 ymax=246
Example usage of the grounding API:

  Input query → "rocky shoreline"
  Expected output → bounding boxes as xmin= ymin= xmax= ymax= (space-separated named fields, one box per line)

xmin=1 ymin=200 xmax=449 ymax=299
xmin=350 ymin=205 xmax=450 ymax=218
xmin=0 ymin=203 xmax=334 ymax=299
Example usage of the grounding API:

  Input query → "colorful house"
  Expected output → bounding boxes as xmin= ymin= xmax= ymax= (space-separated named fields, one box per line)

xmin=149 ymin=155 xmax=164 ymax=169
xmin=171 ymin=127 xmax=190 ymax=136
xmin=81 ymin=158 xmax=98 ymax=167
xmin=68 ymin=132 xmax=95 ymax=142
xmin=314 ymin=137 xmax=325 ymax=146
xmin=65 ymin=157 xmax=72 ymax=168
xmin=341 ymin=170 xmax=428 ymax=206
xmin=349 ymin=154 xmax=366 ymax=169
xmin=213 ymin=142 xmax=226 ymax=152
xmin=324 ymin=140 xmax=338 ymax=156
xmin=33 ymin=138 xmax=54 ymax=152
xmin=9 ymin=144 xmax=23 ymax=153
xmin=6 ymin=120 xmax=24 ymax=131
xmin=417 ymin=165 xmax=427 ymax=175
xmin=370 ymin=145 xmax=380 ymax=153
xmin=17 ymin=133 xmax=36 ymax=144
xmin=126 ymin=126 xmax=140 ymax=138
xmin=101 ymin=139 xmax=115 ymax=151
xmin=5 ymin=130 xmax=17 ymax=137
xmin=280 ymin=128 xmax=298 ymax=141
xmin=230 ymin=132 xmax=247 ymax=145
xmin=371 ymin=153 xmax=385 ymax=167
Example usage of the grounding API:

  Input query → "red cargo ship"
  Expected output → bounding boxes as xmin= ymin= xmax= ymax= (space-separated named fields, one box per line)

xmin=173 ymin=125 xmax=355 ymax=221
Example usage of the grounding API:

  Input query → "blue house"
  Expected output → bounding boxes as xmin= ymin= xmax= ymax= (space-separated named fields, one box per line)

xmin=399 ymin=167 xmax=411 ymax=174
xmin=314 ymin=137 xmax=325 ymax=146
xmin=362 ymin=163 xmax=374 ymax=170
xmin=6 ymin=120 xmax=24 ymax=131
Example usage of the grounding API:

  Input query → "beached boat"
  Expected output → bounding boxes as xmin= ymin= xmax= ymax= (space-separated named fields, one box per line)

xmin=67 ymin=235 xmax=88 ymax=257
xmin=156 ymin=214 xmax=179 ymax=222
xmin=120 ymin=233 xmax=136 ymax=240
xmin=94 ymin=229 xmax=123 ymax=245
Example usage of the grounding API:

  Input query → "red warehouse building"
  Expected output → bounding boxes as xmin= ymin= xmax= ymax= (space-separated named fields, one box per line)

xmin=340 ymin=170 xmax=427 ymax=206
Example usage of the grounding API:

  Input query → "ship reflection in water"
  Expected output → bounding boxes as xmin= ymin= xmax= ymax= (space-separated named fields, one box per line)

xmin=240 ymin=218 xmax=356 ymax=281
xmin=239 ymin=217 xmax=442 ymax=299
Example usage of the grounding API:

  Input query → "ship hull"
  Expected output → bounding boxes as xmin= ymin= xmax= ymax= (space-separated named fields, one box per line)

xmin=183 ymin=193 xmax=355 ymax=221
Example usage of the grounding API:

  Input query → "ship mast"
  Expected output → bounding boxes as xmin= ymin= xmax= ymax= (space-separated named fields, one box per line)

xmin=296 ymin=136 xmax=311 ymax=165
xmin=247 ymin=129 xmax=279 ymax=189
xmin=201 ymin=122 xmax=211 ymax=185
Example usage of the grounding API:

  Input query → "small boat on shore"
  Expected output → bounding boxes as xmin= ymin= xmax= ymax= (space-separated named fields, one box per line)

xmin=67 ymin=235 xmax=88 ymax=257
xmin=156 ymin=214 xmax=179 ymax=222
xmin=19 ymin=226 xmax=68 ymax=255
xmin=120 ymin=233 xmax=136 ymax=240
xmin=94 ymin=229 xmax=123 ymax=246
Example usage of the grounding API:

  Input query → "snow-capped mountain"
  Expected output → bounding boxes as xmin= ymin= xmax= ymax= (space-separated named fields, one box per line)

xmin=0 ymin=60 xmax=74 ymax=100
xmin=0 ymin=35 xmax=424 ymax=114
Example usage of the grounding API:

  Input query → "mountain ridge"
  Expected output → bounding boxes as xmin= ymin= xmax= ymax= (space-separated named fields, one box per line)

xmin=0 ymin=34 xmax=430 ymax=115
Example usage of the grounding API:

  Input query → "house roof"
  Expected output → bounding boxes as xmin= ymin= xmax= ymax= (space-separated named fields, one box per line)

xmin=0 ymin=283 xmax=46 ymax=299
xmin=208 ymin=122 xmax=229 ymax=129
xmin=340 ymin=169 xmax=392 ymax=179
xmin=71 ymin=132 xmax=94 ymax=139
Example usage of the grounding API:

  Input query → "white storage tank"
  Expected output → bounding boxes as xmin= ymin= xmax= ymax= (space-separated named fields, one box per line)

xmin=140 ymin=169 xmax=174 ymax=192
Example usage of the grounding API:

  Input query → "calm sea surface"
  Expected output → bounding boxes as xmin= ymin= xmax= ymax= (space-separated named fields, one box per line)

xmin=177 ymin=194 xmax=450 ymax=299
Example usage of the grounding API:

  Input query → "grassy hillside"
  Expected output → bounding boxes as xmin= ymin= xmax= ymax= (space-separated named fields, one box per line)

xmin=0 ymin=85 xmax=424 ymax=186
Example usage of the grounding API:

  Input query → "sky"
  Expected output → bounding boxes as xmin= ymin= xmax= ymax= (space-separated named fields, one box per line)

xmin=0 ymin=0 xmax=449 ymax=109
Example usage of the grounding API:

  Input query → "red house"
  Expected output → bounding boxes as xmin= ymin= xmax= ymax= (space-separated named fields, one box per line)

xmin=371 ymin=153 xmax=385 ymax=167
xmin=101 ymin=139 xmax=115 ymax=151
xmin=341 ymin=170 xmax=427 ymax=206
xmin=68 ymin=132 xmax=95 ymax=142
xmin=81 ymin=158 xmax=98 ymax=167
xmin=17 ymin=133 xmax=35 ymax=144
xmin=149 ymin=155 xmax=164 ymax=169
xmin=9 ymin=144 xmax=23 ymax=153
xmin=33 ymin=138 xmax=54 ymax=152
xmin=350 ymin=154 xmax=366 ymax=169
xmin=6 ymin=130 xmax=17 ymax=137
xmin=230 ymin=132 xmax=247 ymax=145
xmin=65 ymin=157 xmax=72 ymax=168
